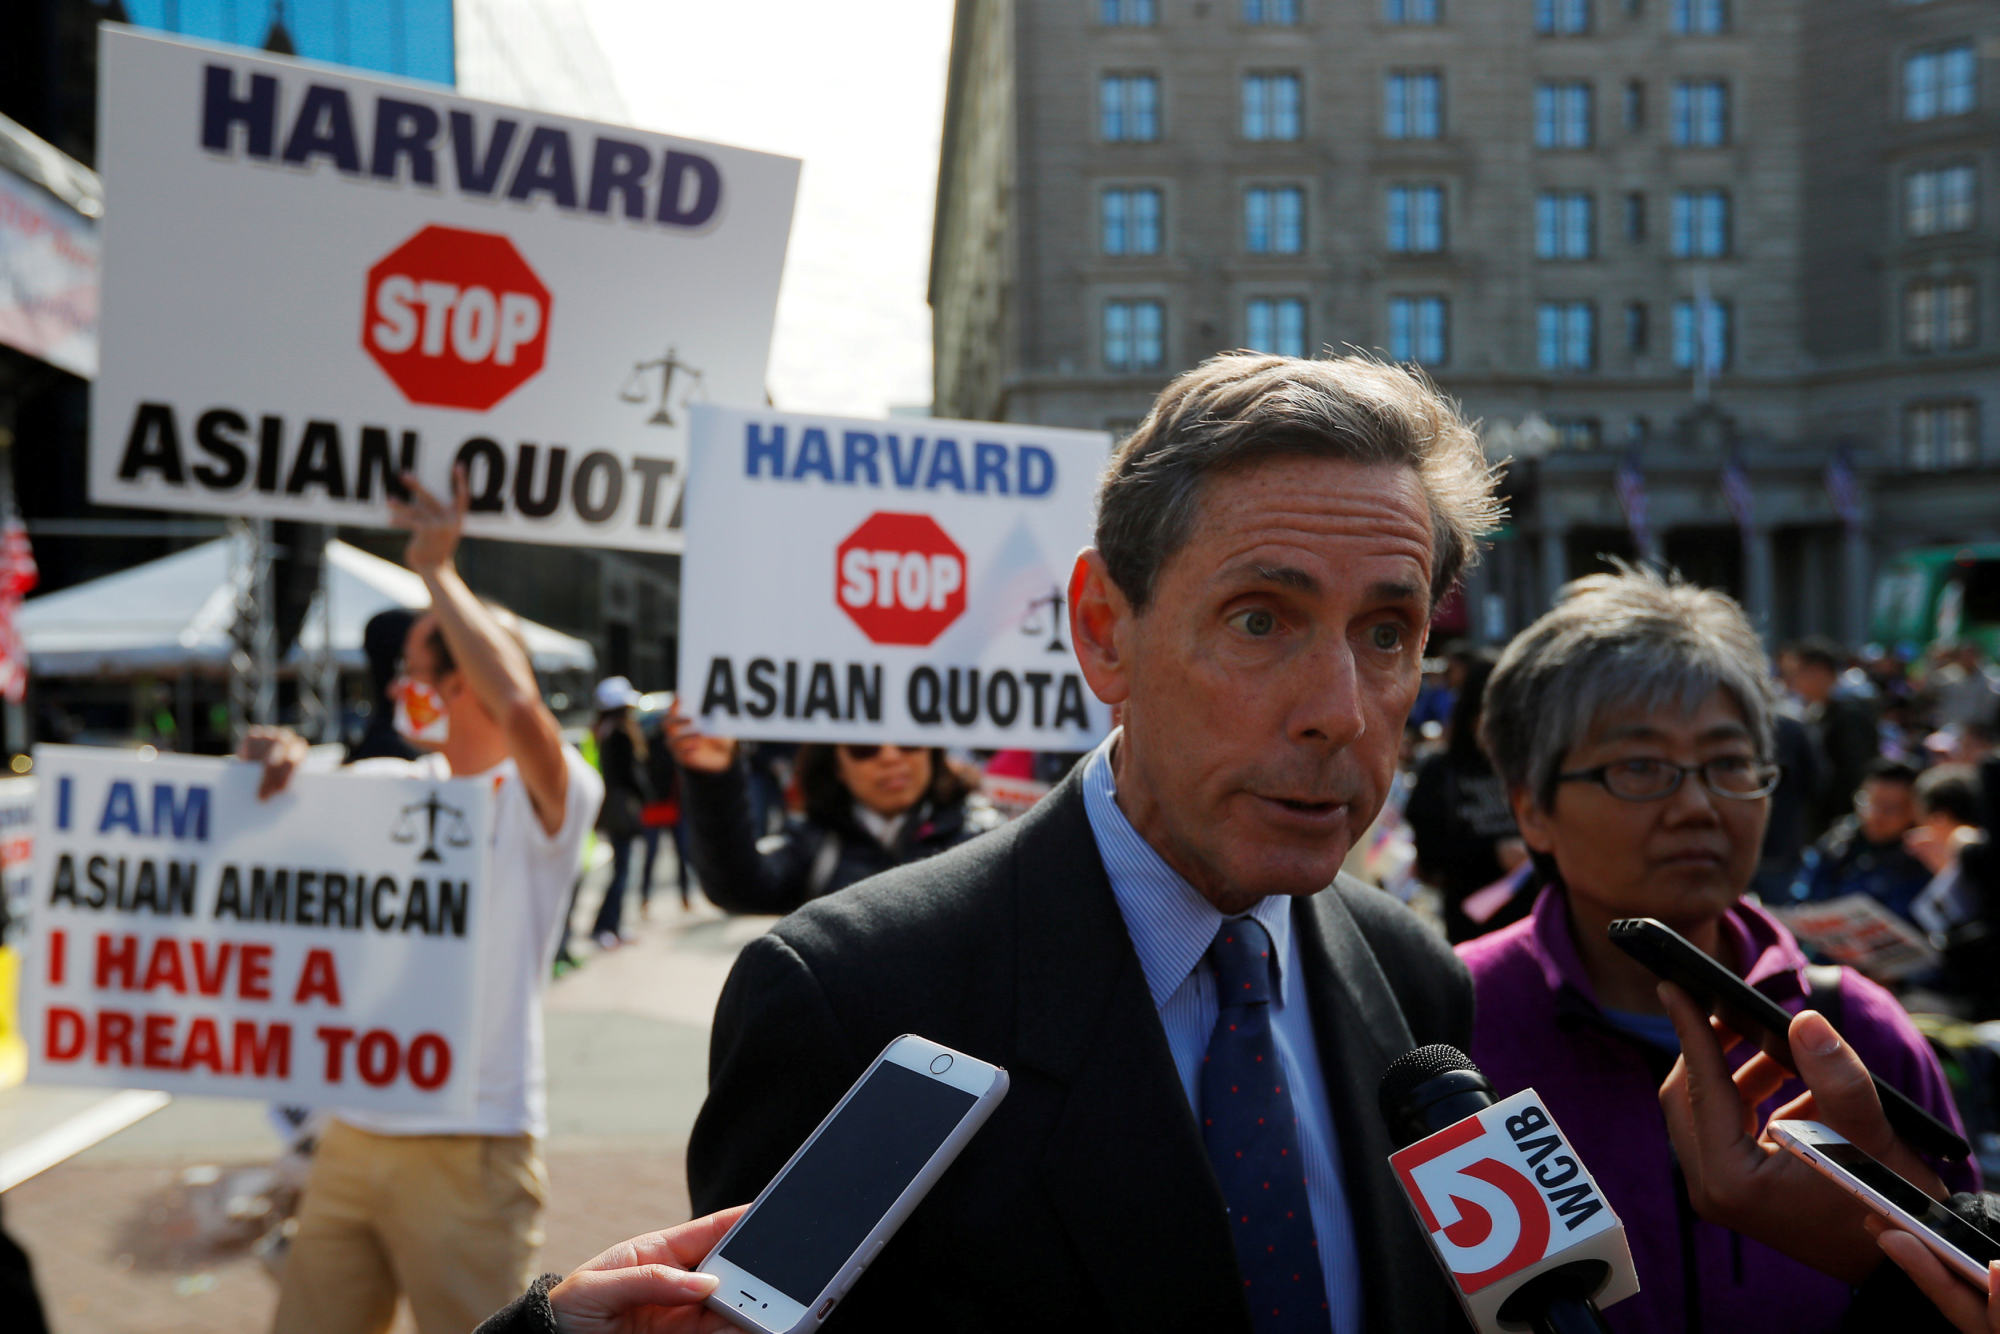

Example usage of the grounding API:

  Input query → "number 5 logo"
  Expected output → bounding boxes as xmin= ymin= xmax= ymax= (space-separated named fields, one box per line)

xmin=1393 ymin=1118 xmax=1552 ymax=1293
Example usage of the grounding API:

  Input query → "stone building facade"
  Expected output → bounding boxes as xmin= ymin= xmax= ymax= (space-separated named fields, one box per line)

xmin=931 ymin=0 xmax=2000 ymax=644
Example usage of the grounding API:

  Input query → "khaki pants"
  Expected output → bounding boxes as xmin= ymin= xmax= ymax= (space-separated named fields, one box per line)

xmin=272 ymin=1120 xmax=547 ymax=1334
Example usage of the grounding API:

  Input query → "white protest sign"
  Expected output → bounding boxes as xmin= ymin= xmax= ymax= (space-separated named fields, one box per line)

xmin=21 ymin=746 xmax=491 ymax=1114
xmin=1774 ymin=894 xmax=1940 ymax=983
xmin=681 ymin=405 xmax=1113 ymax=750
xmin=89 ymin=25 xmax=797 ymax=552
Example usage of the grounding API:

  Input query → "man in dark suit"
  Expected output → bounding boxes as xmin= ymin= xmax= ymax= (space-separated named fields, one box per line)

xmin=684 ymin=353 xmax=1501 ymax=1333
xmin=479 ymin=352 xmax=1504 ymax=1334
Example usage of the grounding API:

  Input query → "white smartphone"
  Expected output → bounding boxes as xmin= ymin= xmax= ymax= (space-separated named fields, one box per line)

xmin=1771 ymin=1119 xmax=2000 ymax=1289
xmin=699 ymin=1033 xmax=1009 ymax=1334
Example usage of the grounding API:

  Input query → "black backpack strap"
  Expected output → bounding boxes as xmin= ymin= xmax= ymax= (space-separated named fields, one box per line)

xmin=1802 ymin=963 xmax=1846 ymax=1033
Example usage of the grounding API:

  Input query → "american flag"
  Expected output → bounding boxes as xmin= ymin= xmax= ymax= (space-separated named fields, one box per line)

xmin=1615 ymin=445 xmax=1656 ymax=563
xmin=0 ymin=514 xmax=36 ymax=704
xmin=1721 ymin=448 xmax=1756 ymax=538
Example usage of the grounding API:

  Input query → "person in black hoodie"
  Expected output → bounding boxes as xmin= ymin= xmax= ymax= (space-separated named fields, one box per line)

xmin=666 ymin=701 xmax=999 ymax=915
xmin=343 ymin=607 xmax=421 ymax=765
xmin=1403 ymin=651 xmax=1527 ymax=942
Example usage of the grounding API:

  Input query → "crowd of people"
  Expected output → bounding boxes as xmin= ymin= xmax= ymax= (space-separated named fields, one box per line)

xmin=26 ymin=353 xmax=2000 ymax=1334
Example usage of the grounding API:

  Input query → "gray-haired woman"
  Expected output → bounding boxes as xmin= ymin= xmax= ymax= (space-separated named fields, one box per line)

xmin=1458 ymin=565 xmax=1972 ymax=1334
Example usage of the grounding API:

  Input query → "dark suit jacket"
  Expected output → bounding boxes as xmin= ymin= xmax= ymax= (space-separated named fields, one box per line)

xmin=687 ymin=769 xmax=1475 ymax=1332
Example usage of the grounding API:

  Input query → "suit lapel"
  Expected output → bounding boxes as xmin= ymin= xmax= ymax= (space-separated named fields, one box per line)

xmin=1010 ymin=774 xmax=1249 ymax=1331
xmin=1297 ymin=887 xmax=1455 ymax=1333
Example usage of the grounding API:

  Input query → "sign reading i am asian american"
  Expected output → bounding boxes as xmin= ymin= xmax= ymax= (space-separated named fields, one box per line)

xmin=680 ymin=405 xmax=1114 ymax=751
xmin=21 ymin=747 xmax=491 ymax=1115
xmin=89 ymin=25 xmax=798 ymax=553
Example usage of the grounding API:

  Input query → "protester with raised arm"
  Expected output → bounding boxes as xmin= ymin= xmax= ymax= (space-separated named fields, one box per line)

xmin=249 ymin=467 xmax=603 ymax=1334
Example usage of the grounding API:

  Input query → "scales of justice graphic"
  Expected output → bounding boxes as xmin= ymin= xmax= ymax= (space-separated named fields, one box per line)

xmin=391 ymin=791 xmax=475 ymax=863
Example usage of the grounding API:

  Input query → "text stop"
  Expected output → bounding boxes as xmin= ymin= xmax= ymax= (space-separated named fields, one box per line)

xmin=363 ymin=225 xmax=551 ymax=412
xmin=835 ymin=512 xmax=967 ymax=647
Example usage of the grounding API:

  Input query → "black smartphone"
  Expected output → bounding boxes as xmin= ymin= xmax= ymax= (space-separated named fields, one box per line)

xmin=1608 ymin=916 xmax=1968 ymax=1161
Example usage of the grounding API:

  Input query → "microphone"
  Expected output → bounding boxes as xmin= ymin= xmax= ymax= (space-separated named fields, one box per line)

xmin=1380 ymin=1045 xmax=1639 ymax=1334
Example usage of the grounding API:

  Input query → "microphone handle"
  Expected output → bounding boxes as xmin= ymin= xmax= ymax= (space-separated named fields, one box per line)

xmin=1530 ymin=1306 xmax=1609 ymax=1334
xmin=1527 ymin=1297 xmax=1611 ymax=1334
xmin=1507 ymin=1269 xmax=1613 ymax=1334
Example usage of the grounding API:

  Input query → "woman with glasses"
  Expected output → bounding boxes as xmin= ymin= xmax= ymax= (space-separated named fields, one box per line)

xmin=1460 ymin=565 xmax=1972 ymax=1334
xmin=664 ymin=701 xmax=1000 ymax=915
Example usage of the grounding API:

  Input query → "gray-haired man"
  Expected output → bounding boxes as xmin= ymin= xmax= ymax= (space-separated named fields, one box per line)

xmin=479 ymin=352 xmax=1503 ymax=1334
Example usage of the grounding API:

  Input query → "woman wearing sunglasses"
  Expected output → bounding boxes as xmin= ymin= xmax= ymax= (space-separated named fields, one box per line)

xmin=1458 ymin=565 xmax=1972 ymax=1334
xmin=664 ymin=701 xmax=1001 ymax=915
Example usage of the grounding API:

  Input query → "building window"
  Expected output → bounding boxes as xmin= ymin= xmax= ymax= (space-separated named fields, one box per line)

xmin=1535 ymin=192 xmax=1595 ymax=259
xmin=1625 ymin=191 xmax=1647 ymax=242
xmin=1624 ymin=80 xmax=1645 ymax=131
xmin=1905 ymin=277 xmax=1978 ymax=353
xmin=1670 ymin=189 xmax=1730 ymax=257
xmin=1670 ymin=79 xmax=1729 ymax=145
xmin=1535 ymin=82 xmax=1593 ymax=148
xmin=1388 ymin=295 xmax=1449 ymax=365
xmin=1101 ymin=74 xmax=1161 ymax=142
xmin=1244 ymin=0 xmax=1302 ymax=24
xmin=1385 ymin=71 xmax=1444 ymax=139
xmin=1384 ymin=0 xmax=1440 ymax=23
xmin=1537 ymin=301 xmax=1597 ymax=370
xmin=1100 ymin=0 xmax=1157 ymax=24
xmin=1672 ymin=298 xmax=1732 ymax=370
xmin=1243 ymin=73 xmax=1304 ymax=140
xmin=1626 ymin=301 xmax=1649 ymax=354
xmin=1906 ymin=401 xmax=1981 ymax=468
xmin=1245 ymin=186 xmax=1306 ymax=253
xmin=1906 ymin=43 xmax=1978 ymax=122
xmin=1535 ymin=0 xmax=1591 ymax=35
xmin=1102 ymin=188 xmax=1164 ymax=256
xmin=1104 ymin=299 xmax=1166 ymax=371
xmin=1550 ymin=417 xmax=1604 ymax=450
xmin=1387 ymin=184 xmax=1446 ymax=253
xmin=1671 ymin=0 xmax=1727 ymax=34
xmin=1247 ymin=297 xmax=1309 ymax=356
xmin=1906 ymin=164 xmax=1978 ymax=237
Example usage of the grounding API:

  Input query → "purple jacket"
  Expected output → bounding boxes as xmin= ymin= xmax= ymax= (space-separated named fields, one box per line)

xmin=1459 ymin=887 xmax=1976 ymax=1334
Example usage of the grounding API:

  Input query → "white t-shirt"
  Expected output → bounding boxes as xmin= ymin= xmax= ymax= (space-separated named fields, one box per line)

xmin=337 ymin=745 xmax=602 ymax=1138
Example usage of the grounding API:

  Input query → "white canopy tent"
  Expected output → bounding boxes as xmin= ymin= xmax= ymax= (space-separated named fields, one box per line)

xmin=20 ymin=537 xmax=597 ymax=678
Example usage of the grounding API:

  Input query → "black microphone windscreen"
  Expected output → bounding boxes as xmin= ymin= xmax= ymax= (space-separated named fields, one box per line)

xmin=1379 ymin=1044 xmax=1478 ymax=1118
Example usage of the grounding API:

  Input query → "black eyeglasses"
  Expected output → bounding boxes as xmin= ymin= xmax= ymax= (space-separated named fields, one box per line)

xmin=1555 ymin=757 xmax=1781 ymax=802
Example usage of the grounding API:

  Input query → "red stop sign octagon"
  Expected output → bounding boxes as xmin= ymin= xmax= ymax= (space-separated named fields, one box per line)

xmin=362 ymin=225 xmax=551 ymax=411
xmin=837 ymin=512 xmax=968 ymax=647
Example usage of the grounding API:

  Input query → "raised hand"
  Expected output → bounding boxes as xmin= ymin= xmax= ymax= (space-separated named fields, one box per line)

xmin=390 ymin=465 xmax=469 ymax=576
xmin=664 ymin=698 xmax=736 ymax=774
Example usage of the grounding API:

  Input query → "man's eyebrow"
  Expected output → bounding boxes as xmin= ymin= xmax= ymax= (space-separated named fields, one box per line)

xmin=1246 ymin=563 xmax=1321 ymax=593
xmin=1365 ymin=579 xmax=1426 ymax=607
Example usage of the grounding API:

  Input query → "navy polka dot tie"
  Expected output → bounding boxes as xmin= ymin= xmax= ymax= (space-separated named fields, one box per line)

xmin=1202 ymin=917 xmax=1330 ymax=1332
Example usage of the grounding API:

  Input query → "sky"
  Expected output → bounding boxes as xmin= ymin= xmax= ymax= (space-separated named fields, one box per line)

xmin=582 ymin=1 xmax=956 ymax=420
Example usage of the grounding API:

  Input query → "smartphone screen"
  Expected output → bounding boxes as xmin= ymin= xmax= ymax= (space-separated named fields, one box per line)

xmin=1805 ymin=1137 xmax=2000 ymax=1266
xmin=713 ymin=1061 xmax=979 ymax=1304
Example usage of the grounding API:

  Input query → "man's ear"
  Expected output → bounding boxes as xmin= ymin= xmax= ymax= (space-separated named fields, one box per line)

xmin=1069 ymin=550 xmax=1134 ymax=708
xmin=1510 ymin=785 xmax=1557 ymax=855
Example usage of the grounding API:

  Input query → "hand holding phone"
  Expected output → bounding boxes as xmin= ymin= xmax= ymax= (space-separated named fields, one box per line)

xmin=1773 ymin=1120 xmax=2000 ymax=1290
xmin=1609 ymin=916 xmax=1968 ymax=1161
xmin=699 ymin=1034 xmax=1008 ymax=1334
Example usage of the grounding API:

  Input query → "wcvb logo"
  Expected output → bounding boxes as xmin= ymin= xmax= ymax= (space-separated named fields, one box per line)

xmin=1390 ymin=1096 xmax=1606 ymax=1294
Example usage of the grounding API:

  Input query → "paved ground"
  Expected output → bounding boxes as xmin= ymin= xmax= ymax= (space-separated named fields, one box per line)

xmin=4 ymin=858 xmax=772 ymax=1334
